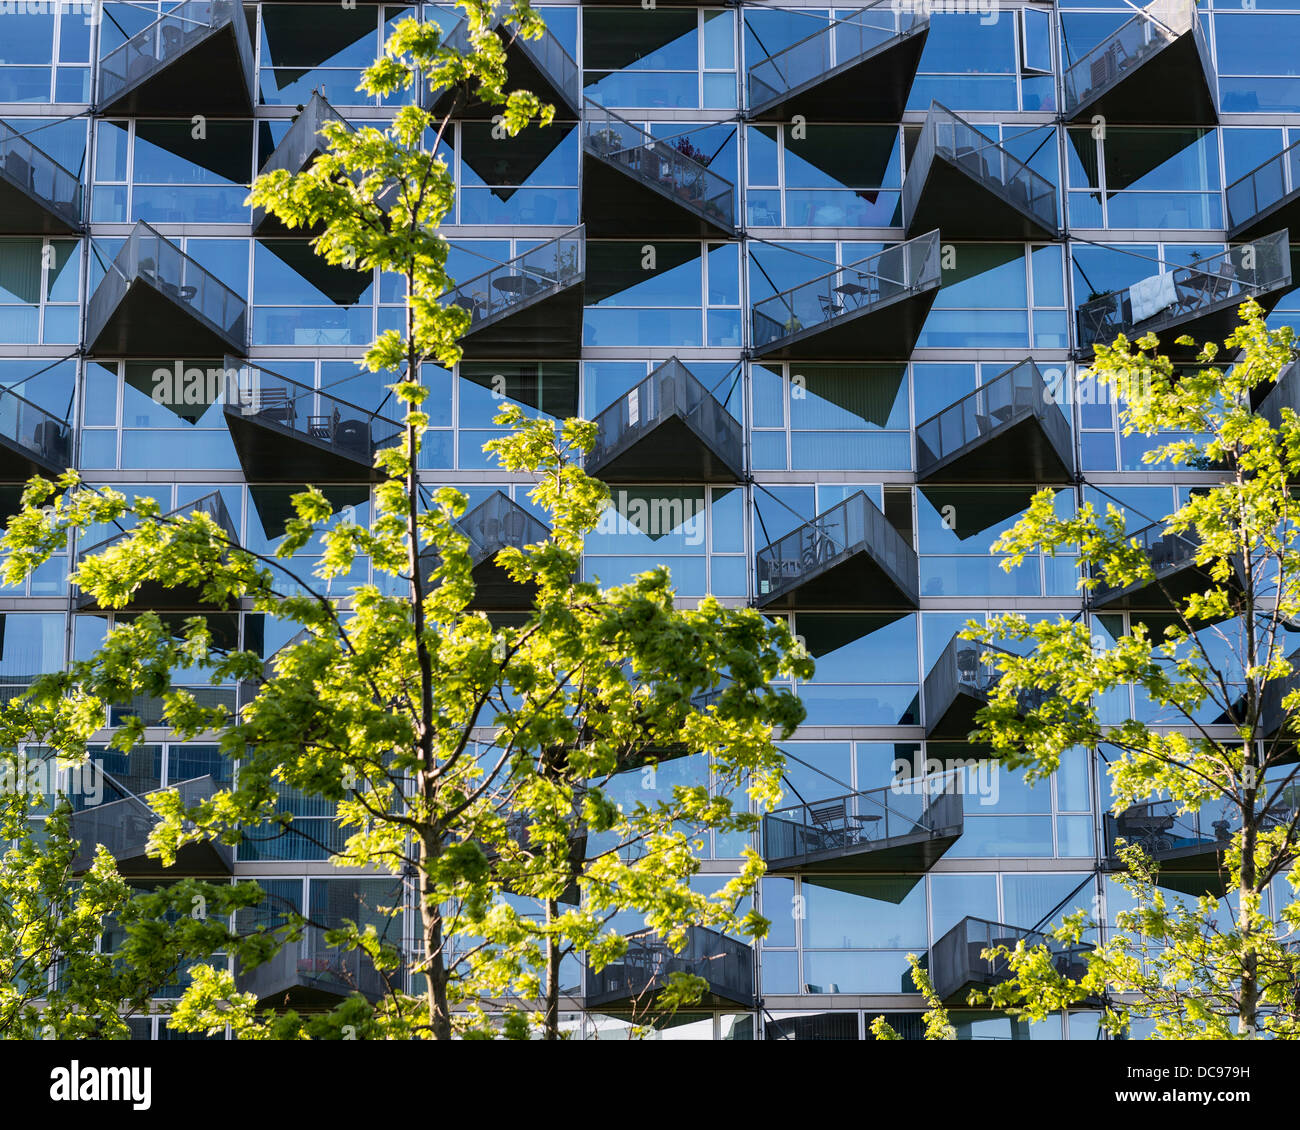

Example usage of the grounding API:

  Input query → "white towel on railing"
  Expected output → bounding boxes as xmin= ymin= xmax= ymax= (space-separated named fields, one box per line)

xmin=1128 ymin=271 xmax=1178 ymax=323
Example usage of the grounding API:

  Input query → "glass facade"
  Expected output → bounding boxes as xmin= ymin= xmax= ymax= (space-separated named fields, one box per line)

xmin=12 ymin=0 xmax=1298 ymax=1039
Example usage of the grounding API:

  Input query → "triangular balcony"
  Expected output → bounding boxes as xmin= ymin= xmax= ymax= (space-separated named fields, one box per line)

xmin=70 ymin=775 xmax=234 ymax=876
xmin=755 ymin=491 xmax=919 ymax=610
xmin=903 ymin=102 xmax=1057 ymax=240
xmin=584 ymin=925 xmax=754 ymax=1011
xmin=746 ymin=0 xmax=929 ymax=122
xmin=585 ymin=358 xmax=742 ymax=483
xmin=1077 ymin=231 xmax=1292 ymax=358
xmin=253 ymin=93 xmax=349 ymax=237
xmin=751 ymin=230 xmax=941 ymax=361
xmin=1088 ymin=519 xmax=1246 ymax=616
xmin=87 ymin=222 xmax=248 ymax=357
xmin=221 ymin=359 xmax=403 ymax=484
xmin=923 ymin=635 xmax=1052 ymax=740
xmin=97 ymin=0 xmax=255 ymax=117
xmin=1060 ymin=0 xmax=1216 ymax=126
xmin=235 ymin=925 xmax=395 ymax=1006
xmin=763 ymin=784 xmax=962 ymax=873
xmin=1260 ymin=647 xmax=1300 ymax=761
xmin=0 ymin=120 xmax=82 ymax=234
xmin=427 ymin=11 xmax=580 ymax=119
xmin=421 ymin=490 xmax=550 ymax=610
xmin=915 ymin=359 xmax=1074 ymax=484
xmin=1102 ymin=798 xmax=1287 ymax=877
xmin=582 ymin=102 xmax=734 ymax=238
xmin=0 ymin=383 xmax=71 ymax=480
xmin=445 ymin=226 xmax=585 ymax=360
xmin=930 ymin=916 xmax=1092 ymax=1005
xmin=1227 ymin=138 xmax=1300 ymax=242
xmin=75 ymin=491 xmax=240 ymax=611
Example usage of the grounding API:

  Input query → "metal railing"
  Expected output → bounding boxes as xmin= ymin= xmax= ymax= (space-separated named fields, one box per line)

xmin=98 ymin=0 xmax=254 ymax=109
xmin=259 ymin=91 xmax=348 ymax=178
xmin=586 ymin=357 xmax=742 ymax=479
xmin=915 ymin=359 xmax=1070 ymax=477
xmin=221 ymin=359 xmax=404 ymax=467
xmin=432 ymin=9 xmax=580 ymax=112
xmin=755 ymin=490 xmax=919 ymax=607
xmin=1257 ymin=362 xmax=1299 ymax=431
xmin=930 ymin=915 xmax=1092 ymax=1002
xmin=69 ymin=775 xmax=232 ymax=871
xmin=77 ymin=491 xmax=238 ymax=566
xmin=1227 ymin=139 xmax=1300 ymax=234
xmin=1061 ymin=0 xmax=1209 ymax=119
xmin=584 ymin=924 xmax=753 ymax=1007
xmin=0 ymin=383 xmax=71 ymax=474
xmin=0 ymin=119 xmax=81 ymax=227
xmin=582 ymin=100 xmax=733 ymax=231
xmin=762 ymin=783 xmax=962 ymax=864
xmin=747 ymin=0 xmax=927 ymax=113
xmin=87 ymin=221 xmax=247 ymax=350
xmin=923 ymin=634 xmax=1053 ymax=728
xmin=443 ymin=226 xmax=584 ymax=332
xmin=903 ymin=101 xmax=1056 ymax=233
xmin=1077 ymin=231 xmax=1292 ymax=350
xmin=235 ymin=925 xmax=394 ymax=1002
xmin=456 ymin=490 xmax=549 ymax=568
xmin=751 ymin=230 xmax=940 ymax=352
xmin=1104 ymin=798 xmax=1269 ymax=859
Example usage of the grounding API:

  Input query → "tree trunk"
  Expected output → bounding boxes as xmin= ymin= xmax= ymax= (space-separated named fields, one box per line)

xmin=543 ymin=895 xmax=560 ymax=1040
xmin=419 ymin=836 xmax=454 ymax=1040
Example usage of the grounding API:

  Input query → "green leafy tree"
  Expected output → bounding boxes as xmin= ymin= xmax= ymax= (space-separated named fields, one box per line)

xmin=1 ymin=1 xmax=809 ymax=1040
xmin=954 ymin=301 xmax=1300 ymax=1038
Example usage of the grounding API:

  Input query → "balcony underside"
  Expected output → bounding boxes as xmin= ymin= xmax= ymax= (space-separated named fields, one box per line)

xmin=236 ymin=970 xmax=383 ymax=1008
xmin=469 ymin=559 xmax=538 ymax=610
xmin=586 ymin=411 xmax=742 ymax=483
xmin=925 ymin=687 xmax=986 ymax=741
xmin=1230 ymin=188 xmax=1300 ymax=242
xmin=76 ymin=578 xmax=232 ymax=612
xmin=0 ymin=176 xmax=80 ymax=235
xmin=1091 ymin=562 xmax=1239 ymax=615
xmin=904 ymin=153 xmax=1056 ymax=241
xmin=87 ymin=277 xmax=245 ymax=358
xmin=918 ymin=410 xmax=1075 ymax=484
xmin=1066 ymin=32 xmax=1216 ymax=126
xmin=757 ymin=547 xmax=918 ymax=611
xmin=70 ymin=821 xmax=232 ymax=876
xmin=753 ymin=286 xmax=937 ymax=362
xmin=584 ymin=979 xmax=753 ymax=1012
xmin=582 ymin=152 xmax=734 ymax=239
xmin=748 ymin=29 xmax=929 ymax=122
xmin=457 ymin=282 xmax=584 ymax=360
xmin=99 ymin=24 xmax=254 ymax=117
xmin=224 ymin=405 xmax=385 ymax=484
xmin=765 ymin=826 xmax=961 ymax=874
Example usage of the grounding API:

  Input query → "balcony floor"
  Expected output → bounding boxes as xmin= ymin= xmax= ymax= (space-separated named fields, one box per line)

xmin=753 ymin=284 xmax=938 ymax=362
xmin=904 ymin=151 xmax=1056 ymax=241
xmin=748 ymin=27 xmax=929 ymax=121
xmin=99 ymin=23 xmax=254 ymax=117
xmin=224 ymin=404 xmax=388 ymax=484
xmin=586 ymin=411 xmax=743 ymax=483
xmin=582 ymin=151 xmax=734 ymax=239
xmin=757 ymin=545 xmax=919 ymax=611
xmin=87 ymin=277 xmax=246 ymax=358
xmin=765 ymin=825 xmax=962 ymax=874
xmin=458 ymin=281 xmax=584 ymax=361
xmin=1065 ymin=31 xmax=1217 ymax=126
xmin=917 ymin=410 xmax=1075 ymax=485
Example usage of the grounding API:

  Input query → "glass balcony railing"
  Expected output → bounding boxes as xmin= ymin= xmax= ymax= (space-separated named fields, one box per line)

xmin=1088 ymin=518 xmax=1246 ymax=614
xmin=456 ymin=490 xmax=550 ymax=569
xmin=221 ymin=359 xmax=403 ymax=480
xmin=69 ymin=775 xmax=234 ymax=874
xmin=1103 ymin=798 xmax=1279 ymax=864
xmin=930 ymin=915 xmax=1092 ymax=1004
xmin=582 ymin=100 xmax=734 ymax=235
xmin=762 ymin=783 xmax=962 ymax=871
xmin=586 ymin=357 xmax=743 ymax=482
xmin=0 ymin=119 xmax=81 ymax=232
xmin=235 ymin=924 xmax=396 ymax=1004
xmin=0 ymin=383 xmax=71 ymax=477
xmin=97 ymin=0 xmax=255 ymax=114
xmin=1226 ymin=139 xmax=1300 ymax=239
xmin=77 ymin=491 xmax=238 ymax=568
xmin=903 ymin=101 xmax=1057 ymax=238
xmin=1258 ymin=362 xmax=1299 ymax=431
xmin=87 ymin=221 xmax=248 ymax=355
xmin=755 ymin=490 xmax=919 ymax=609
xmin=751 ymin=230 xmax=941 ymax=356
xmin=444 ymin=226 xmax=584 ymax=340
xmin=915 ymin=358 xmax=1073 ymax=483
xmin=1262 ymin=647 xmax=1300 ymax=747
xmin=430 ymin=10 xmax=580 ymax=116
xmin=1077 ymin=231 xmax=1292 ymax=352
xmin=259 ymin=91 xmax=348 ymax=179
xmin=1060 ymin=0 xmax=1213 ymax=123
xmin=746 ymin=0 xmax=928 ymax=117
xmin=584 ymin=924 xmax=754 ymax=1009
